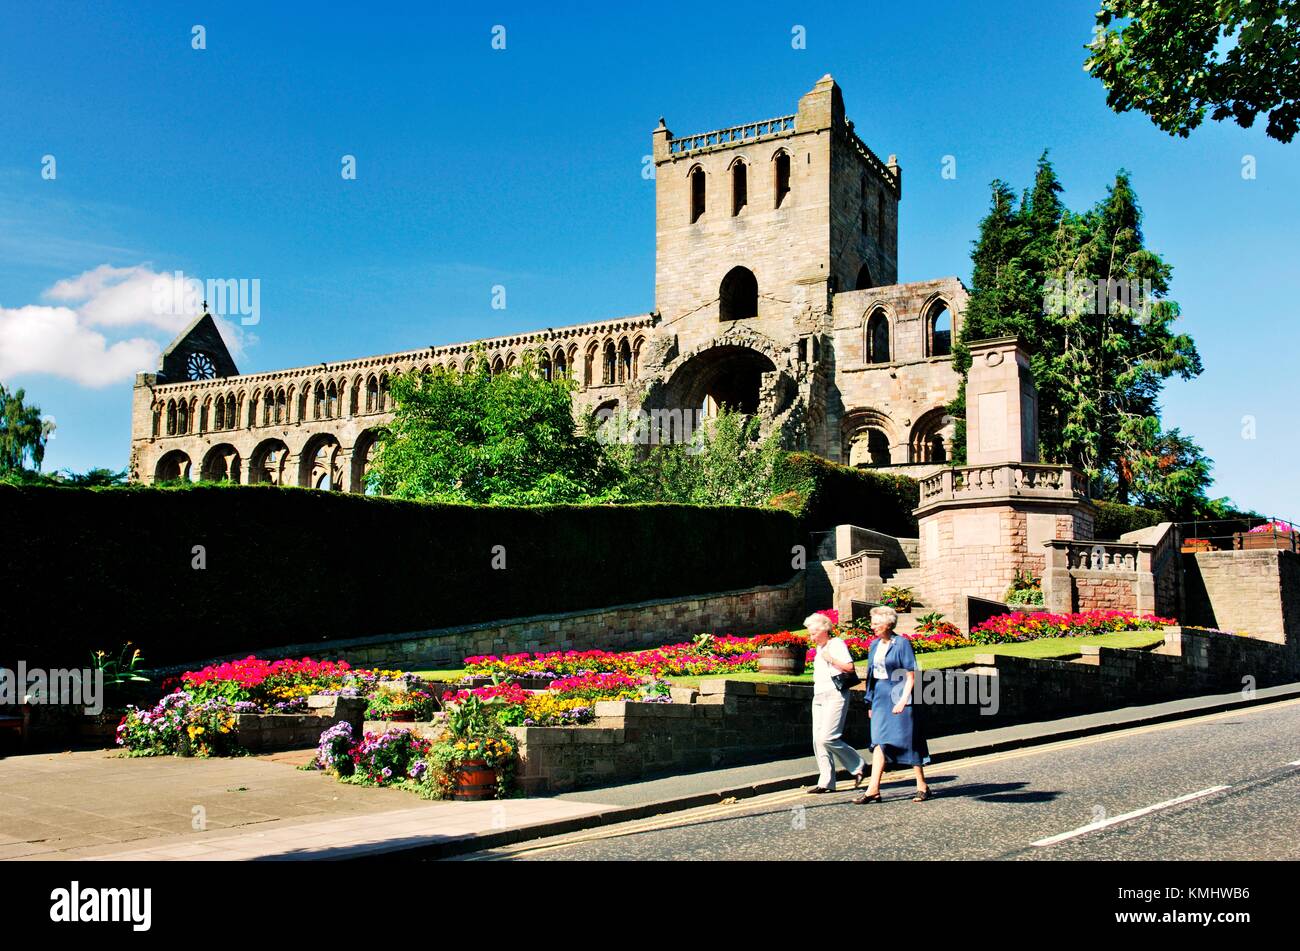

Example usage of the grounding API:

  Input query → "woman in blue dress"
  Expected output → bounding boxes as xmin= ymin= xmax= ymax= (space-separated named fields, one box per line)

xmin=854 ymin=605 xmax=931 ymax=804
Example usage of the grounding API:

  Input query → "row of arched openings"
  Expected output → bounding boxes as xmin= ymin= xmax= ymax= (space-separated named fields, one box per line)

xmin=153 ymin=431 xmax=382 ymax=491
xmin=844 ymin=407 xmax=951 ymax=468
xmin=689 ymin=150 xmax=792 ymax=223
xmin=862 ymin=299 xmax=955 ymax=365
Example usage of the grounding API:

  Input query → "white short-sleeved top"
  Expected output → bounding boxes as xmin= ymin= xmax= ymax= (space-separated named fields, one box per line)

xmin=813 ymin=637 xmax=853 ymax=693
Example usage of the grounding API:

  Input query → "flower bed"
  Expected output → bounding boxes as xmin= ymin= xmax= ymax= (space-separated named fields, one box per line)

xmin=970 ymin=610 xmax=1174 ymax=645
xmin=118 ymin=657 xmax=424 ymax=757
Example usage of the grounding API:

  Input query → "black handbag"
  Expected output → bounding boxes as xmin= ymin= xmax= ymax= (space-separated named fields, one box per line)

xmin=831 ymin=668 xmax=861 ymax=692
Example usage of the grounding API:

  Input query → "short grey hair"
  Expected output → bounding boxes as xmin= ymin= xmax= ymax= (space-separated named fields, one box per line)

xmin=804 ymin=612 xmax=833 ymax=633
xmin=869 ymin=605 xmax=898 ymax=628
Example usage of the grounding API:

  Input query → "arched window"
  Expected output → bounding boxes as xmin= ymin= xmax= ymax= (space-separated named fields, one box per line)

xmin=632 ymin=338 xmax=643 ymax=381
xmin=151 ymin=404 xmax=161 ymax=437
xmin=166 ymin=400 xmax=177 ymax=435
xmin=773 ymin=151 xmax=791 ymax=208
xmin=731 ymin=159 xmax=747 ymax=216
xmin=327 ymin=381 xmax=338 ymax=418
xmin=585 ymin=342 xmax=598 ymax=387
xmin=866 ymin=309 xmax=890 ymax=364
xmin=275 ymin=389 xmax=286 ymax=425
xmin=602 ymin=341 xmax=616 ymax=384
xmin=719 ymin=266 xmax=758 ymax=321
xmin=618 ymin=338 xmax=632 ymax=383
xmin=854 ymin=264 xmax=874 ymax=291
xmin=926 ymin=301 xmax=953 ymax=357
xmin=249 ymin=393 xmax=260 ymax=428
xmin=366 ymin=376 xmax=378 ymax=412
xmin=553 ymin=348 xmax=567 ymax=379
xmin=177 ymin=400 xmax=189 ymax=435
xmin=539 ymin=351 xmax=552 ymax=381
xmin=314 ymin=383 xmax=325 ymax=420
xmin=491 ymin=356 xmax=505 ymax=377
xmin=378 ymin=374 xmax=389 ymax=410
xmin=689 ymin=165 xmax=705 ymax=223
xmin=213 ymin=397 xmax=224 ymax=431
xmin=910 ymin=409 xmax=952 ymax=464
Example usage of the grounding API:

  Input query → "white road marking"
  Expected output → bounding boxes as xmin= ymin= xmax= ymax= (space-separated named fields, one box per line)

xmin=1289 ymin=760 xmax=1300 ymax=767
xmin=1031 ymin=786 xmax=1231 ymax=848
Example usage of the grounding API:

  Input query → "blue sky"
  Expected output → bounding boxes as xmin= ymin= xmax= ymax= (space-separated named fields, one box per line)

xmin=1 ymin=1 xmax=1296 ymax=516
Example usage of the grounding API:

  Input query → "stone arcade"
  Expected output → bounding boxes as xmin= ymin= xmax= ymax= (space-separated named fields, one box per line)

xmin=128 ymin=75 xmax=967 ymax=489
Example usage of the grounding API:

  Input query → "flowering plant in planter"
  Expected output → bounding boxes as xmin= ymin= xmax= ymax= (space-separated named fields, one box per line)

xmin=880 ymin=586 xmax=915 ymax=612
xmin=348 ymin=729 xmax=432 ymax=787
xmin=426 ymin=695 xmax=518 ymax=799
xmin=365 ymin=682 xmax=438 ymax=721
xmin=116 ymin=692 xmax=241 ymax=757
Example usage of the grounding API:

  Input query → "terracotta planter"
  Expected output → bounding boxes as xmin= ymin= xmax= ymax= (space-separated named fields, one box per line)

xmin=756 ymin=646 xmax=807 ymax=676
xmin=452 ymin=760 xmax=498 ymax=800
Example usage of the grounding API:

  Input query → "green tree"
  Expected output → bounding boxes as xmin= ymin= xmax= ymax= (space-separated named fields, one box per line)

xmin=1086 ymin=0 xmax=1300 ymax=143
xmin=368 ymin=354 xmax=615 ymax=504
xmin=952 ymin=159 xmax=1204 ymax=506
xmin=603 ymin=408 xmax=788 ymax=506
xmin=1121 ymin=424 xmax=1233 ymax=518
xmin=0 ymin=383 xmax=51 ymax=473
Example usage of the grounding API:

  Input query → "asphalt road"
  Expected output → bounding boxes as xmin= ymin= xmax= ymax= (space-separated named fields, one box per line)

xmin=461 ymin=697 xmax=1300 ymax=861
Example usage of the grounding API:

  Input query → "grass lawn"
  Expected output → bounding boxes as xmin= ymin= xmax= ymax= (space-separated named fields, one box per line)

xmin=917 ymin=629 xmax=1167 ymax=670
xmin=412 ymin=668 xmax=467 ymax=682
xmin=664 ymin=670 xmax=814 ymax=690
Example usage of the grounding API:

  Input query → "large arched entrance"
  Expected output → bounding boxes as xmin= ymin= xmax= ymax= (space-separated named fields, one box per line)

xmin=299 ymin=434 xmax=344 ymax=490
xmin=249 ymin=439 xmax=291 ymax=485
xmin=664 ymin=345 xmax=777 ymax=417
xmin=201 ymin=444 xmax=242 ymax=483
xmin=154 ymin=450 xmax=192 ymax=483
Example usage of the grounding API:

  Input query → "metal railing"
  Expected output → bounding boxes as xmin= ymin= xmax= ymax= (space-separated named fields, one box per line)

xmin=1176 ymin=515 xmax=1298 ymax=553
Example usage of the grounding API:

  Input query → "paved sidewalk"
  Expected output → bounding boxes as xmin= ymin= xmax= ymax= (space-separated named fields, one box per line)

xmin=2 ymin=681 xmax=1295 ymax=860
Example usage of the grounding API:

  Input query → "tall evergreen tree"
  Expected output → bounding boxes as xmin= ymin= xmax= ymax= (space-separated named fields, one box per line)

xmin=951 ymin=159 xmax=1206 ymax=513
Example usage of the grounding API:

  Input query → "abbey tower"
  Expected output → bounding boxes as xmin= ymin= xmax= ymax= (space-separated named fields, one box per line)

xmin=129 ymin=76 xmax=965 ymax=488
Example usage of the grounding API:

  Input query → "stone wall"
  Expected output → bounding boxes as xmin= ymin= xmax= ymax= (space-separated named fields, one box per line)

xmin=511 ymin=626 xmax=1299 ymax=793
xmin=1182 ymin=549 xmax=1300 ymax=647
xmin=234 ymin=696 xmax=365 ymax=753
xmin=170 ymin=575 xmax=806 ymax=673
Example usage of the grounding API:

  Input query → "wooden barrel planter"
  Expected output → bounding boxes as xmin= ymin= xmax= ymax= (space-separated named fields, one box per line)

xmin=757 ymin=646 xmax=807 ymax=676
xmin=452 ymin=760 xmax=498 ymax=800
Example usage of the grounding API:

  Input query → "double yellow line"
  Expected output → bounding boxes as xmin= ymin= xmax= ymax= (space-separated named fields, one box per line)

xmin=471 ymin=695 xmax=1300 ymax=859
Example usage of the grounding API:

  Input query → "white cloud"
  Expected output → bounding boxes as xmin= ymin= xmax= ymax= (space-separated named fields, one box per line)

xmin=0 ymin=264 xmax=250 ymax=388
xmin=0 ymin=304 xmax=160 ymax=387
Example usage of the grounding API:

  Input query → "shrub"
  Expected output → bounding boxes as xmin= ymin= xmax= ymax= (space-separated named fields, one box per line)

xmin=1093 ymin=500 xmax=1164 ymax=539
xmin=775 ymin=453 xmax=919 ymax=534
xmin=0 ymin=483 xmax=799 ymax=666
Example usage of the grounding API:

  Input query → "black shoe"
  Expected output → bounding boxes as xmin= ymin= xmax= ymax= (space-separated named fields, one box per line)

xmin=853 ymin=770 xmax=867 ymax=789
xmin=853 ymin=792 xmax=882 ymax=805
xmin=806 ymin=786 xmax=833 ymax=795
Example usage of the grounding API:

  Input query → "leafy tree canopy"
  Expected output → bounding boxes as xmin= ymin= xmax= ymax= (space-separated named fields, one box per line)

xmin=367 ymin=353 xmax=617 ymax=505
xmin=0 ymin=383 xmax=51 ymax=473
xmin=1086 ymin=0 xmax=1300 ymax=143
xmin=951 ymin=154 xmax=1221 ymax=517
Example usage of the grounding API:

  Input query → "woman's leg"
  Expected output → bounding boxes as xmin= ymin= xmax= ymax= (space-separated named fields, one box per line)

xmin=823 ymin=691 xmax=865 ymax=779
xmin=913 ymin=764 xmax=928 ymax=793
xmin=811 ymin=697 xmax=834 ymax=789
xmin=864 ymin=745 xmax=886 ymax=795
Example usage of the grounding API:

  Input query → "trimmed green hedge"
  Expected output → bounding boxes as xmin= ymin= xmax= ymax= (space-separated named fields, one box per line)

xmin=776 ymin=453 xmax=920 ymax=536
xmin=1093 ymin=500 xmax=1165 ymax=540
xmin=0 ymin=483 xmax=799 ymax=667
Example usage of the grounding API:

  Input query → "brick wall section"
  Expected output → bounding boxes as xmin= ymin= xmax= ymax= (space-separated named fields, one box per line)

xmin=166 ymin=576 xmax=805 ymax=673
xmin=1182 ymin=550 xmax=1300 ymax=646
xmin=510 ymin=626 xmax=1298 ymax=792
xmin=1072 ymin=573 xmax=1141 ymax=613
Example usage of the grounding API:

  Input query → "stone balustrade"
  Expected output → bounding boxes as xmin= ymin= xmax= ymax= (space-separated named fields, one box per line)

xmin=917 ymin=462 xmax=1087 ymax=512
xmin=667 ymin=115 xmax=797 ymax=155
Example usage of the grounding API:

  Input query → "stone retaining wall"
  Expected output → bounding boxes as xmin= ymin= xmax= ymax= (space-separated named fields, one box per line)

xmin=511 ymin=626 xmax=1299 ymax=792
xmin=1183 ymin=549 xmax=1300 ymax=647
xmin=169 ymin=575 xmax=805 ymax=673
xmin=233 ymin=696 xmax=365 ymax=753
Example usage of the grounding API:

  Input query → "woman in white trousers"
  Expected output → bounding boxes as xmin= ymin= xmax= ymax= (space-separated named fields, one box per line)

xmin=806 ymin=612 xmax=866 ymax=794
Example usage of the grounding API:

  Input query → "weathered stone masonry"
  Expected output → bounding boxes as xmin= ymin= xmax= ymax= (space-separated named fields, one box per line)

xmin=129 ymin=75 xmax=967 ymax=487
